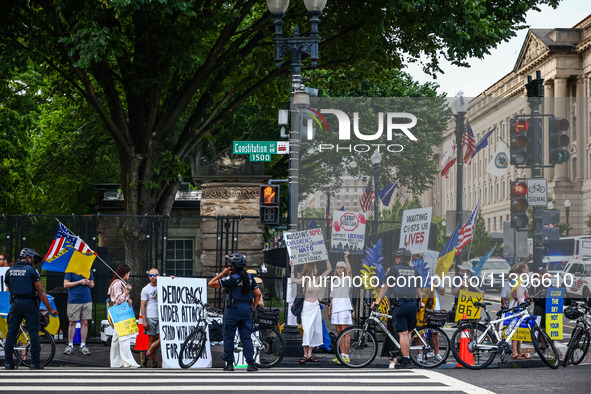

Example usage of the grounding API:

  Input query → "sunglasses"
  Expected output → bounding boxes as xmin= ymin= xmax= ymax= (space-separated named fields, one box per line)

xmin=148 ymin=274 xmax=158 ymax=277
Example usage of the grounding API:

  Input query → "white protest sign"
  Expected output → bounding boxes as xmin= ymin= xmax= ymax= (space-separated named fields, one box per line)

xmin=330 ymin=211 xmax=366 ymax=255
xmin=158 ymin=277 xmax=211 ymax=368
xmin=284 ymin=228 xmax=328 ymax=265
xmin=399 ymin=207 xmax=432 ymax=254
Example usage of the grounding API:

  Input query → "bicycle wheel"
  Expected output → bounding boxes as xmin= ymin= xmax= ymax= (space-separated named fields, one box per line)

xmin=530 ymin=326 xmax=560 ymax=369
xmin=571 ymin=328 xmax=590 ymax=366
xmin=335 ymin=326 xmax=378 ymax=368
xmin=14 ymin=328 xmax=56 ymax=367
xmin=409 ymin=326 xmax=450 ymax=368
xmin=253 ymin=326 xmax=285 ymax=368
xmin=563 ymin=326 xmax=580 ymax=367
xmin=179 ymin=328 xmax=206 ymax=369
xmin=450 ymin=322 xmax=496 ymax=370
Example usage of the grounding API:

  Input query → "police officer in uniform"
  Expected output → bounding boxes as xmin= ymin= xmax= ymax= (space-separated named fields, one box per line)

xmin=372 ymin=248 xmax=423 ymax=369
xmin=4 ymin=248 xmax=58 ymax=369
xmin=208 ymin=253 xmax=262 ymax=372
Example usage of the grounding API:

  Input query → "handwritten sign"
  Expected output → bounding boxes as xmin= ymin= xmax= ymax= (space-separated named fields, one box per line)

xmin=399 ymin=207 xmax=432 ymax=254
xmin=330 ymin=211 xmax=366 ymax=254
xmin=454 ymin=289 xmax=483 ymax=322
xmin=284 ymin=228 xmax=328 ymax=265
xmin=158 ymin=277 xmax=210 ymax=368
xmin=545 ymin=287 xmax=564 ymax=340
xmin=108 ymin=303 xmax=139 ymax=339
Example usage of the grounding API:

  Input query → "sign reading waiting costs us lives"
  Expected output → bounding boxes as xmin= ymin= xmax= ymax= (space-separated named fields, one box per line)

xmin=233 ymin=141 xmax=289 ymax=162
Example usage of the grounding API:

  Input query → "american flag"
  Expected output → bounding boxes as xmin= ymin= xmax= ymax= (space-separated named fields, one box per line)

xmin=43 ymin=221 xmax=95 ymax=262
xmin=359 ymin=181 xmax=374 ymax=212
xmin=455 ymin=199 xmax=481 ymax=255
xmin=397 ymin=192 xmax=406 ymax=205
xmin=463 ymin=122 xmax=476 ymax=165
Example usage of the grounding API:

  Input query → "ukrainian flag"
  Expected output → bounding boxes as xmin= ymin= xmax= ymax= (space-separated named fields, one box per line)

xmin=43 ymin=248 xmax=95 ymax=279
xmin=434 ymin=224 xmax=459 ymax=277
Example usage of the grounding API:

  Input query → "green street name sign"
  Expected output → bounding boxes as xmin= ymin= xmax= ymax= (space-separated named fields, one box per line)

xmin=233 ymin=141 xmax=289 ymax=162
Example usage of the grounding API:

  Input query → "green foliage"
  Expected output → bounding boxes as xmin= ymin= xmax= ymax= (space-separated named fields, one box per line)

xmin=586 ymin=212 xmax=591 ymax=234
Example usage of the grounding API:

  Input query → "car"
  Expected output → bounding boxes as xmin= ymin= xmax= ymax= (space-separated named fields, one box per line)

xmin=562 ymin=260 xmax=591 ymax=304
xmin=470 ymin=257 xmax=511 ymax=291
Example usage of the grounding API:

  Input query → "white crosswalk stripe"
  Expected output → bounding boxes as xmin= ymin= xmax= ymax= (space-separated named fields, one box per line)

xmin=0 ymin=368 xmax=493 ymax=393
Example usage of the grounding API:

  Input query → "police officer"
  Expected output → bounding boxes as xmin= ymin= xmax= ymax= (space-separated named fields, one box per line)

xmin=208 ymin=253 xmax=262 ymax=372
xmin=4 ymin=248 xmax=58 ymax=369
xmin=371 ymin=248 xmax=423 ymax=369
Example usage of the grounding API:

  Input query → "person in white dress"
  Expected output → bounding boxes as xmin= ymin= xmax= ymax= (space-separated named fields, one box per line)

xmin=329 ymin=250 xmax=353 ymax=363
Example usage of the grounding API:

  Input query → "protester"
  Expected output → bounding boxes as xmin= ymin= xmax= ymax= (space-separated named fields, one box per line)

xmin=140 ymin=268 xmax=161 ymax=368
xmin=500 ymin=269 xmax=516 ymax=309
xmin=416 ymin=271 xmax=445 ymax=363
xmin=530 ymin=268 xmax=551 ymax=329
xmin=208 ymin=253 xmax=262 ymax=372
xmin=329 ymin=250 xmax=353 ymax=364
xmin=290 ymin=258 xmax=332 ymax=364
xmin=509 ymin=262 xmax=529 ymax=359
xmin=372 ymin=248 xmax=423 ymax=369
xmin=0 ymin=252 xmax=11 ymax=268
xmin=4 ymin=248 xmax=58 ymax=370
xmin=107 ymin=264 xmax=140 ymax=368
xmin=63 ymin=270 xmax=95 ymax=356
xmin=451 ymin=261 xmax=485 ymax=308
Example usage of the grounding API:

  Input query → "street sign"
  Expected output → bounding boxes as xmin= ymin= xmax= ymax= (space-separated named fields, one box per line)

xmin=233 ymin=141 xmax=289 ymax=156
xmin=526 ymin=178 xmax=547 ymax=207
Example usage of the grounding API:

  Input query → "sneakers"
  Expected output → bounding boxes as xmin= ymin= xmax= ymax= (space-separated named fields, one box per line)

xmin=30 ymin=365 xmax=44 ymax=370
xmin=5 ymin=364 xmax=16 ymax=370
xmin=80 ymin=346 xmax=91 ymax=356
xmin=398 ymin=357 xmax=414 ymax=369
xmin=63 ymin=345 xmax=73 ymax=355
xmin=415 ymin=353 xmax=423 ymax=362
xmin=247 ymin=363 xmax=259 ymax=372
xmin=140 ymin=352 xmax=148 ymax=368
xmin=434 ymin=354 xmax=443 ymax=362
xmin=223 ymin=362 xmax=234 ymax=371
xmin=332 ymin=355 xmax=350 ymax=364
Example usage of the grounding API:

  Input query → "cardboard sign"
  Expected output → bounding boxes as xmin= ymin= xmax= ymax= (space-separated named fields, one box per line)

xmin=545 ymin=287 xmax=565 ymax=340
xmin=399 ymin=207 xmax=432 ymax=254
xmin=158 ymin=277 xmax=211 ymax=368
xmin=454 ymin=289 xmax=483 ymax=322
xmin=284 ymin=228 xmax=328 ymax=265
xmin=502 ymin=313 xmax=541 ymax=342
xmin=330 ymin=211 xmax=366 ymax=254
xmin=108 ymin=303 xmax=139 ymax=339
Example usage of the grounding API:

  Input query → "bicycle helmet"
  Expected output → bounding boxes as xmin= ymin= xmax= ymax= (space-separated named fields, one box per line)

xmin=393 ymin=248 xmax=412 ymax=262
xmin=20 ymin=248 xmax=42 ymax=265
xmin=227 ymin=253 xmax=247 ymax=268
xmin=564 ymin=305 xmax=583 ymax=320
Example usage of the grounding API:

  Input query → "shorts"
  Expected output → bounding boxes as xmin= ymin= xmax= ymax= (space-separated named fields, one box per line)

xmin=331 ymin=310 xmax=352 ymax=325
xmin=392 ymin=301 xmax=418 ymax=333
xmin=67 ymin=302 xmax=92 ymax=321
xmin=144 ymin=317 xmax=159 ymax=336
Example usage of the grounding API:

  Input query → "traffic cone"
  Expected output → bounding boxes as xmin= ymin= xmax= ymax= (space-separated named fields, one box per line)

xmin=73 ymin=320 xmax=81 ymax=344
xmin=134 ymin=314 xmax=149 ymax=351
xmin=457 ymin=314 xmax=474 ymax=367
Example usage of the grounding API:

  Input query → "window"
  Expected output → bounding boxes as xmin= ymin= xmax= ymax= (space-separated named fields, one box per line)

xmin=166 ymin=239 xmax=194 ymax=277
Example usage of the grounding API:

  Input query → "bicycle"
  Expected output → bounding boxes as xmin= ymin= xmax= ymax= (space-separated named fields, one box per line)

xmin=450 ymin=299 xmax=559 ymax=369
xmin=0 ymin=313 xmax=56 ymax=367
xmin=178 ymin=298 xmax=286 ymax=369
xmin=563 ymin=301 xmax=591 ymax=367
xmin=334 ymin=302 xmax=450 ymax=368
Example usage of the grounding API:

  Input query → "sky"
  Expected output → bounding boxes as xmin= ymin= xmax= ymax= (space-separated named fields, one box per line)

xmin=405 ymin=0 xmax=587 ymax=98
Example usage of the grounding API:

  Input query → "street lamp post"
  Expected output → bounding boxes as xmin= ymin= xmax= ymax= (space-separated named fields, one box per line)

xmin=371 ymin=149 xmax=382 ymax=235
xmin=564 ymin=200 xmax=571 ymax=236
xmin=450 ymin=92 xmax=468 ymax=270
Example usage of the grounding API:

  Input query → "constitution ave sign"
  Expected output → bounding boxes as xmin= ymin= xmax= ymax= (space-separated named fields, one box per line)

xmin=399 ymin=207 xmax=432 ymax=254
xmin=233 ymin=141 xmax=289 ymax=162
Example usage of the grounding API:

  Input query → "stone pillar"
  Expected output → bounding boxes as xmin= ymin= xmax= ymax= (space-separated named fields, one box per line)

xmin=543 ymin=81 xmax=555 ymax=181
xmin=553 ymin=77 xmax=569 ymax=182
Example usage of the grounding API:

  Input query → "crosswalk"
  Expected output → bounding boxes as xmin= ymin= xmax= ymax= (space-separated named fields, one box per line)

xmin=0 ymin=368 xmax=493 ymax=393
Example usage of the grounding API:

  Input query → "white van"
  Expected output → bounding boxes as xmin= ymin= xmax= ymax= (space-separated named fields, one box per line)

xmin=562 ymin=260 xmax=591 ymax=303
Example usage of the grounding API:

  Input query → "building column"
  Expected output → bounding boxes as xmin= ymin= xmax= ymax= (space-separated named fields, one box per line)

xmin=543 ymin=81 xmax=555 ymax=181
xmin=553 ymin=77 xmax=569 ymax=182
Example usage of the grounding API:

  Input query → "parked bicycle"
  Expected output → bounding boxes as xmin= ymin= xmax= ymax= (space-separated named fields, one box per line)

xmin=450 ymin=299 xmax=559 ymax=369
xmin=178 ymin=297 xmax=285 ymax=369
xmin=563 ymin=301 xmax=591 ymax=367
xmin=334 ymin=301 xmax=450 ymax=368
xmin=0 ymin=313 xmax=56 ymax=367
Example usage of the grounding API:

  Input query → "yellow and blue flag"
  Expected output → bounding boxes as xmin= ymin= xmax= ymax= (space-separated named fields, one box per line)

xmin=434 ymin=223 xmax=459 ymax=277
xmin=471 ymin=247 xmax=496 ymax=276
xmin=42 ymin=221 xmax=96 ymax=278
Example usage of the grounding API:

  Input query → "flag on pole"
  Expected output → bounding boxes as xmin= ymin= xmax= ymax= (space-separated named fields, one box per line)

xmin=463 ymin=122 xmax=476 ymax=164
xmin=472 ymin=127 xmax=496 ymax=159
xmin=359 ymin=181 xmax=374 ymax=212
xmin=377 ymin=181 xmax=398 ymax=207
xmin=396 ymin=192 xmax=406 ymax=205
xmin=471 ymin=247 xmax=496 ymax=276
xmin=456 ymin=199 xmax=481 ymax=255
xmin=486 ymin=142 xmax=510 ymax=177
xmin=434 ymin=224 xmax=459 ymax=277
xmin=440 ymin=134 xmax=457 ymax=178
xmin=42 ymin=221 xmax=96 ymax=278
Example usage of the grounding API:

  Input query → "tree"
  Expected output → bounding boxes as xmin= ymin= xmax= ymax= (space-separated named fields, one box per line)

xmin=586 ymin=212 xmax=591 ymax=234
xmin=0 ymin=0 xmax=560 ymax=268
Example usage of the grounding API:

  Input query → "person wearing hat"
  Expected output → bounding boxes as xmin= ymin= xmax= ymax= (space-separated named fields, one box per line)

xmin=450 ymin=261 xmax=485 ymax=315
xmin=208 ymin=253 xmax=261 ymax=372
xmin=371 ymin=248 xmax=423 ymax=369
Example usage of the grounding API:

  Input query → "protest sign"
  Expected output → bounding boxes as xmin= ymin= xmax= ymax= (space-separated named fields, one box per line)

xmin=545 ymin=287 xmax=565 ymax=340
xmin=158 ymin=277 xmax=210 ymax=368
xmin=502 ymin=314 xmax=541 ymax=342
xmin=454 ymin=289 xmax=483 ymax=322
xmin=330 ymin=211 xmax=366 ymax=254
xmin=108 ymin=303 xmax=139 ymax=338
xmin=399 ymin=207 xmax=432 ymax=254
xmin=284 ymin=228 xmax=328 ymax=265
xmin=0 ymin=267 xmax=8 ymax=292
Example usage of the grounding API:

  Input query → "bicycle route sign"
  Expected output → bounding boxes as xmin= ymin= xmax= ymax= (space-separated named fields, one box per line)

xmin=526 ymin=178 xmax=547 ymax=207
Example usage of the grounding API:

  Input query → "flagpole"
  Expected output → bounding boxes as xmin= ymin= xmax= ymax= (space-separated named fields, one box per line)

xmin=54 ymin=218 xmax=126 ymax=283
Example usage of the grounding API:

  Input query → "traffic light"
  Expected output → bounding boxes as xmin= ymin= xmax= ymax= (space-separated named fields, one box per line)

xmin=548 ymin=117 xmax=570 ymax=165
xmin=260 ymin=185 xmax=280 ymax=225
xmin=510 ymin=181 xmax=529 ymax=229
xmin=509 ymin=118 xmax=530 ymax=165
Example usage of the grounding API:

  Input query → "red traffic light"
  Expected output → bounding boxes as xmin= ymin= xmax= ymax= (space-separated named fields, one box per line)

xmin=511 ymin=182 xmax=528 ymax=197
xmin=513 ymin=120 xmax=529 ymax=133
